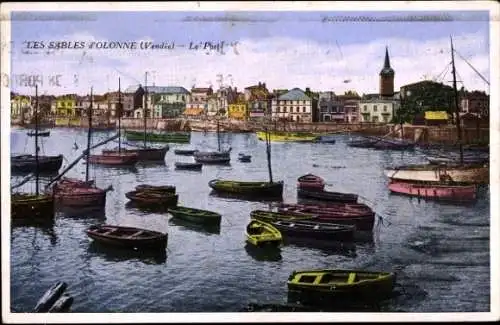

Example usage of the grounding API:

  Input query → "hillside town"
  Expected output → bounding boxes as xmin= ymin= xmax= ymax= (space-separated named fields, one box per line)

xmin=10 ymin=48 xmax=489 ymax=129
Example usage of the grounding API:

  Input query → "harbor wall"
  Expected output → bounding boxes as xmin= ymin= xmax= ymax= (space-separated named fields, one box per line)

xmin=11 ymin=117 xmax=488 ymax=145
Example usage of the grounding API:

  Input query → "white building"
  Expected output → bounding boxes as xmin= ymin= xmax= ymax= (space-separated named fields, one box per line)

xmin=358 ymin=99 xmax=399 ymax=123
xmin=271 ymin=88 xmax=313 ymax=122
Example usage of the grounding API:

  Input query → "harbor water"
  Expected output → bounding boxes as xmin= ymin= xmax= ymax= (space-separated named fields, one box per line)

xmin=9 ymin=128 xmax=490 ymax=312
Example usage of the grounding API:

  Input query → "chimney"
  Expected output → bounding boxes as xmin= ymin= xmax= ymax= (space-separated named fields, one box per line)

xmin=263 ymin=83 xmax=266 ymax=89
xmin=306 ymin=87 xmax=310 ymax=93
xmin=258 ymin=82 xmax=261 ymax=87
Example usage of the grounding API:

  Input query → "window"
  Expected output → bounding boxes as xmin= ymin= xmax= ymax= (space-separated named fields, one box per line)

xmin=296 ymin=107 xmax=299 ymax=112
xmin=363 ymin=105 xmax=367 ymax=111
xmin=383 ymin=105 xmax=387 ymax=111
xmin=302 ymin=107 xmax=306 ymax=113
xmin=373 ymin=105 xmax=378 ymax=112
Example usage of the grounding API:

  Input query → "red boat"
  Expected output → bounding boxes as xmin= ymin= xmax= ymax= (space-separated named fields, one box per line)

xmin=297 ymin=174 xmax=325 ymax=191
xmin=280 ymin=203 xmax=373 ymax=215
xmin=388 ymin=180 xmax=477 ymax=202
xmin=54 ymin=177 xmax=94 ymax=190
xmin=86 ymin=152 xmax=139 ymax=166
xmin=54 ymin=186 xmax=107 ymax=207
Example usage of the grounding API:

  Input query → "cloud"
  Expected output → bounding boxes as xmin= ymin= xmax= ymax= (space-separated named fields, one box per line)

xmin=10 ymin=31 xmax=490 ymax=96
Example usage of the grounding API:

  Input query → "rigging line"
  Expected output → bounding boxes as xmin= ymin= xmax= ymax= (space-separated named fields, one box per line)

xmin=453 ymin=49 xmax=490 ymax=86
xmin=436 ymin=61 xmax=452 ymax=82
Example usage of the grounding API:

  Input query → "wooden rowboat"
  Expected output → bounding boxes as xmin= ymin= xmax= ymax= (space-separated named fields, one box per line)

xmin=54 ymin=186 xmax=107 ymax=207
xmin=86 ymin=224 xmax=168 ymax=249
xmin=55 ymin=177 xmax=94 ymax=190
xmin=245 ymin=219 xmax=283 ymax=247
xmin=238 ymin=153 xmax=252 ymax=162
xmin=125 ymin=190 xmax=178 ymax=207
xmin=297 ymin=174 xmax=325 ymax=191
xmin=250 ymin=210 xmax=317 ymax=222
xmin=208 ymin=179 xmax=284 ymax=198
xmin=388 ymin=180 xmax=477 ymax=202
xmin=287 ymin=269 xmax=396 ymax=301
xmin=11 ymin=193 xmax=54 ymax=221
xmin=11 ymin=154 xmax=63 ymax=174
xmin=168 ymin=206 xmax=222 ymax=225
xmin=135 ymin=184 xmax=176 ymax=194
xmin=271 ymin=220 xmax=355 ymax=241
xmin=175 ymin=162 xmax=203 ymax=170
xmin=102 ymin=145 xmax=169 ymax=161
xmin=297 ymin=188 xmax=358 ymax=203
xmin=86 ymin=152 xmax=139 ymax=166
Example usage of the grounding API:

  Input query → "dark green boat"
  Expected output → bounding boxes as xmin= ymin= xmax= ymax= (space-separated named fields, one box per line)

xmin=168 ymin=206 xmax=222 ymax=225
xmin=125 ymin=130 xmax=191 ymax=144
xmin=208 ymin=179 xmax=284 ymax=198
xmin=135 ymin=184 xmax=176 ymax=194
xmin=250 ymin=210 xmax=317 ymax=223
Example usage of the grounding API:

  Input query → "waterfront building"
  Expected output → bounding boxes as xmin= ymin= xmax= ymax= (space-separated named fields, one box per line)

xmin=271 ymin=88 xmax=314 ymax=123
xmin=10 ymin=95 xmax=31 ymax=119
xmin=125 ymin=84 xmax=146 ymax=117
xmin=206 ymin=95 xmax=219 ymax=117
xmin=142 ymin=86 xmax=190 ymax=118
xmin=184 ymin=87 xmax=213 ymax=117
xmin=245 ymin=82 xmax=270 ymax=121
xmin=106 ymin=91 xmax=135 ymax=118
xmin=215 ymin=86 xmax=239 ymax=118
xmin=317 ymin=91 xmax=345 ymax=122
xmin=337 ymin=90 xmax=361 ymax=123
xmin=55 ymin=94 xmax=77 ymax=117
xmin=460 ymin=90 xmax=489 ymax=116
xmin=228 ymin=102 xmax=248 ymax=120
xmin=359 ymin=98 xmax=399 ymax=123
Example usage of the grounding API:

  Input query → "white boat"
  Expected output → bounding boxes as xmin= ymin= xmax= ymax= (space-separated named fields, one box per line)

xmin=384 ymin=164 xmax=489 ymax=184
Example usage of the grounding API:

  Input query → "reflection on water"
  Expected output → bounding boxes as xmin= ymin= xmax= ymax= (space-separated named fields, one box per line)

xmin=283 ymin=237 xmax=357 ymax=258
xmin=56 ymin=206 xmax=106 ymax=219
xmin=208 ymin=190 xmax=284 ymax=203
xmin=168 ymin=217 xmax=221 ymax=236
xmin=87 ymin=241 xmax=167 ymax=265
xmin=244 ymin=243 xmax=282 ymax=262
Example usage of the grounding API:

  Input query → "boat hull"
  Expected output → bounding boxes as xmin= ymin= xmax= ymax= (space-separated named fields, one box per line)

xmin=245 ymin=219 xmax=283 ymax=247
xmin=54 ymin=187 xmax=107 ymax=207
xmin=11 ymin=154 xmax=63 ymax=174
xmin=87 ymin=152 xmax=139 ymax=166
xmin=208 ymin=179 xmax=284 ymax=198
xmin=297 ymin=174 xmax=325 ymax=191
xmin=125 ymin=131 xmax=191 ymax=144
xmin=175 ymin=162 xmax=203 ymax=170
xmin=384 ymin=164 xmax=489 ymax=184
xmin=194 ymin=151 xmax=231 ymax=164
xmin=168 ymin=206 xmax=222 ymax=225
xmin=287 ymin=269 xmax=395 ymax=302
xmin=86 ymin=224 xmax=167 ymax=250
xmin=272 ymin=220 xmax=355 ymax=241
xmin=102 ymin=146 xmax=168 ymax=161
xmin=125 ymin=190 xmax=179 ymax=207
xmin=297 ymin=188 xmax=358 ymax=203
xmin=11 ymin=193 xmax=55 ymax=220
xmin=174 ymin=149 xmax=198 ymax=156
xmin=256 ymin=131 xmax=318 ymax=143
xmin=388 ymin=180 xmax=477 ymax=201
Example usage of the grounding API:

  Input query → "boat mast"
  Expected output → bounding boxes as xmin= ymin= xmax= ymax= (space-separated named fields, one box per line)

xmin=118 ymin=77 xmax=122 ymax=153
xmin=266 ymin=121 xmax=273 ymax=183
xmin=144 ymin=72 xmax=148 ymax=148
xmin=217 ymin=114 xmax=221 ymax=152
xmin=86 ymin=87 xmax=93 ymax=182
xmin=450 ymin=36 xmax=464 ymax=164
xmin=34 ymin=84 xmax=39 ymax=195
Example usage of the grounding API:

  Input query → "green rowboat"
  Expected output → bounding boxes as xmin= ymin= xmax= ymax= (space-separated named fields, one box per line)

xmin=125 ymin=130 xmax=191 ymax=144
xmin=250 ymin=210 xmax=317 ymax=222
xmin=287 ymin=269 xmax=396 ymax=301
xmin=208 ymin=179 xmax=284 ymax=198
xmin=168 ymin=206 xmax=222 ymax=225
xmin=245 ymin=219 xmax=282 ymax=247
xmin=135 ymin=184 xmax=176 ymax=194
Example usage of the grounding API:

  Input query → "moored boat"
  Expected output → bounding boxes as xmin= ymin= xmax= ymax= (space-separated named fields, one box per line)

xmin=193 ymin=151 xmax=231 ymax=164
xmin=11 ymin=154 xmax=63 ymax=174
xmin=135 ymin=184 xmax=176 ymax=194
xmin=53 ymin=186 xmax=107 ymax=207
xmin=208 ymin=179 xmax=284 ymax=198
xmin=346 ymin=138 xmax=378 ymax=148
xmin=27 ymin=129 xmax=50 ymax=137
xmin=54 ymin=177 xmax=94 ymax=190
xmin=245 ymin=219 xmax=283 ymax=247
xmin=175 ymin=162 xmax=203 ymax=170
xmin=297 ymin=174 xmax=325 ymax=191
xmin=425 ymin=153 xmax=489 ymax=165
xmin=168 ymin=206 xmax=222 ymax=225
xmin=271 ymin=220 xmax=355 ymax=241
xmin=384 ymin=163 xmax=489 ymax=184
xmin=174 ymin=148 xmax=199 ymax=156
xmin=238 ymin=153 xmax=252 ymax=162
xmin=86 ymin=152 xmax=139 ymax=166
xmin=33 ymin=282 xmax=68 ymax=312
xmin=125 ymin=130 xmax=191 ymax=144
xmin=371 ymin=139 xmax=415 ymax=151
xmin=287 ymin=269 xmax=395 ymax=301
xmin=11 ymin=193 xmax=54 ymax=221
xmin=125 ymin=190 xmax=179 ymax=207
xmin=101 ymin=145 xmax=169 ymax=161
xmin=250 ymin=210 xmax=317 ymax=223
xmin=388 ymin=180 xmax=477 ymax=201
xmin=86 ymin=224 xmax=168 ymax=249
xmin=297 ymin=188 xmax=358 ymax=203
xmin=256 ymin=131 xmax=318 ymax=143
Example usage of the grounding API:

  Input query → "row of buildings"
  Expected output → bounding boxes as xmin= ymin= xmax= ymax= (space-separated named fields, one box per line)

xmin=11 ymin=48 xmax=489 ymax=124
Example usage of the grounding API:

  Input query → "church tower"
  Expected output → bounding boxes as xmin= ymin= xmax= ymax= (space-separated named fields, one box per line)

xmin=379 ymin=46 xmax=395 ymax=98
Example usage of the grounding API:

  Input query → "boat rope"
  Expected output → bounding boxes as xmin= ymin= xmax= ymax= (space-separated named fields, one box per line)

xmin=454 ymin=49 xmax=490 ymax=86
xmin=11 ymin=173 xmax=34 ymax=190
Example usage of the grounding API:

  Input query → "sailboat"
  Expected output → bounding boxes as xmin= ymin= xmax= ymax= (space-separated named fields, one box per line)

xmin=194 ymin=115 xmax=232 ymax=164
xmin=11 ymin=93 xmax=63 ymax=175
xmin=385 ymin=37 xmax=489 ymax=186
xmin=86 ymin=78 xmax=139 ymax=166
xmin=51 ymin=87 xmax=110 ymax=208
xmin=208 ymin=122 xmax=284 ymax=198
xmin=102 ymin=72 xmax=169 ymax=161
xmin=11 ymin=84 xmax=55 ymax=221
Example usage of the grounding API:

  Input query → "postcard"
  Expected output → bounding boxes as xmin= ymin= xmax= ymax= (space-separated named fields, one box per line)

xmin=1 ymin=1 xmax=499 ymax=323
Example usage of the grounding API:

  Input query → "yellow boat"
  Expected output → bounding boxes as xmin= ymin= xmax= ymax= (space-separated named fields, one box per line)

xmin=256 ymin=131 xmax=318 ymax=143
xmin=245 ymin=219 xmax=283 ymax=247
xmin=287 ymin=269 xmax=395 ymax=301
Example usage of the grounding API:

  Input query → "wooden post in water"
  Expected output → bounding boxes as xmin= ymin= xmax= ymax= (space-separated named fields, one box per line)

xmin=144 ymin=72 xmax=148 ymax=148
xmin=118 ymin=77 xmax=122 ymax=153
xmin=34 ymin=84 xmax=39 ymax=196
xmin=86 ymin=87 xmax=93 ymax=182
xmin=265 ymin=125 xmax=273 ymax=183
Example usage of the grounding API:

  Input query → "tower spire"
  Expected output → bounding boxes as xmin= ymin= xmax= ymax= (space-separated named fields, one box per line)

xmin=384 ymin=46 xmax=391 ymax=69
